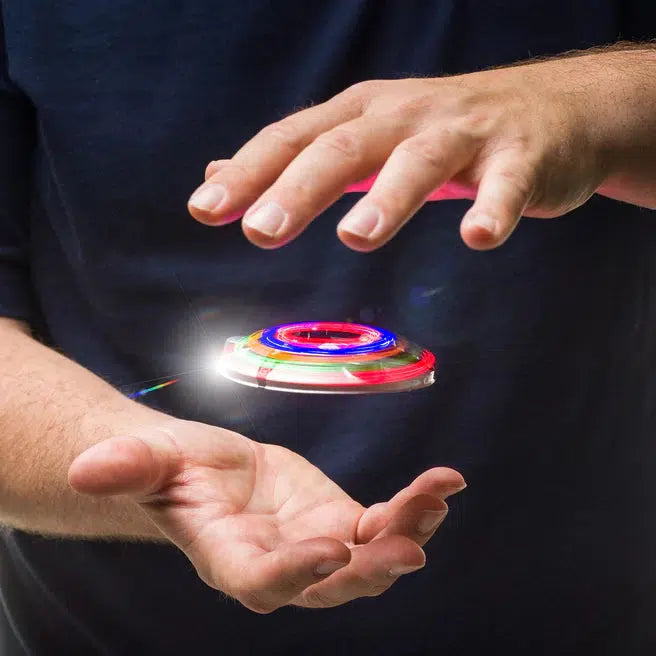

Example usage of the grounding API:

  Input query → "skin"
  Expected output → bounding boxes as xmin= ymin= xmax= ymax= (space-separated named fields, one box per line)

xmin=187 ymin=47 xmax=656 ymax=252
xmin=70 ymin=424 xmax=464 ymax=612
xmin=0 ymin=318 xmax=465 ymax=613
xmin=4 ymin=45 xmax=653 ymax=617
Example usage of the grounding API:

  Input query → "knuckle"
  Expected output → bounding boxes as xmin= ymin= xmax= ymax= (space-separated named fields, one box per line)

xmin=456 ymin=111 xmax=486 ymax=133
xmin=506 ymin=133 xmax=533 ymax=151
xmin=273 ymin=181 xmax=315 ymax=207
xmin=396 ymin=135 xmax=449 ymax=171
xmin=314 ymin=128 xmax=363 ymax=160
xmin=454 ymin=107 xmax=501 ymax=141
xmin=343 ymin=80 xmax=374 ymax=100
xmin=497 ymin=166 xmax=534 ymax=199
xmin=385 ymin=92 xmax=435 ymax=120
xmin=257 ymin=120 xmax=307 ymax=152
xmin=340 ymin=79 xmax=388 ymax=111
xmin=207 ymin=161 xmax=254 ymax=186
xmin=447 ymin=118 xmax=486 ymax=148
xmin=350 ymin=571 xmax=390 ymax=598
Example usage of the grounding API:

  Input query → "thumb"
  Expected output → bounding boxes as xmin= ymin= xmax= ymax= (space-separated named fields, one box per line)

xmin=68 ymin=435 xmax=180 ymax=498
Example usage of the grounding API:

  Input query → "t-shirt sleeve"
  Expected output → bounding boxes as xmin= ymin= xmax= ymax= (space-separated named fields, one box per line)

xmin=0 ymin=12 xmax=36 ymax=321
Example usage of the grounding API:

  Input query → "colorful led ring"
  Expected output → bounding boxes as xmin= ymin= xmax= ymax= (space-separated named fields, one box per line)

xmin=218 ymin=321 xmax=436 ymax=394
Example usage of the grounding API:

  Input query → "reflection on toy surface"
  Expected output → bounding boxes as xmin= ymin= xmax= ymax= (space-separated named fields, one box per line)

xmin=218 ymin=321 xmax=435 ymax=394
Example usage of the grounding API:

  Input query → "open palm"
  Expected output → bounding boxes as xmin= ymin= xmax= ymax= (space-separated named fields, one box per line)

xmin=69 ymin=418 xmax=465 ymax=612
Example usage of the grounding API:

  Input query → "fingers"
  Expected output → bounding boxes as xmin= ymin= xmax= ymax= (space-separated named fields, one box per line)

xmin=68 ymin=435 xmax=181 ymax=499
xmin=200 ymin=534 xmax=423 ymax=613
xmin=356 ymin=467 xmax=466 ymax=543
xmin=194 ymin=536 xmax=351 ymax=614
xmin=295 ymin=535 xmax=425 ymax=609
xmin=393 ymin=466 xmax=467 ymax=503
xmin=197 ymin=132 xmax=533 ymax=253
xmin=188 ymin=93 xmax=365 ymax=226
xmin=337 ymin=128 xmax=477 ymax=250
xmin=204 ymin=159 xmax=224 ymax=180
xmin=239 ymin=117 xmax=408 ymax=248
xmin=372 ymin=494 xmax=448 ymax=547
xmin=460 ymin=152 xmax=535 ymax=250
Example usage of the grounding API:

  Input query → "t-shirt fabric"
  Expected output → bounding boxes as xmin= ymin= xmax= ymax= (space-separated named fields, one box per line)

xmin=0 ymin=1 xmax=655 ymax=654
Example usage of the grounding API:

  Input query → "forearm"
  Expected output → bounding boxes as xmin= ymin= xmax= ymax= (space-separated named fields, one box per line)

xmin=0 ymin=318 xmax=165 ymax=540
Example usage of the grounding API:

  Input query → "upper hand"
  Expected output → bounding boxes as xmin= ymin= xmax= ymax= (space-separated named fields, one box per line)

xmin=68 ymin=418 xmax=465 ymax=613
xmin=187 ymin=58 xmax=608 ymax=251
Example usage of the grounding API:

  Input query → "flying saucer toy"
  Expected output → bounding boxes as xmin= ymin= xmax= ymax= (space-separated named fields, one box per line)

xmin=217 ymin=321 xmax=435 ymax=394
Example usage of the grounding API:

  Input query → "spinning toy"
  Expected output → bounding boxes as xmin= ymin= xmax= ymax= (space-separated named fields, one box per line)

xmin=217 ymin=321 xmax=435 ymax=394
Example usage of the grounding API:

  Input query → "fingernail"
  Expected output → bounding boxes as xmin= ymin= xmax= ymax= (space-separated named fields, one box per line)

xmin=463 ymin=213 xmax=497 ymax=235
xmin=339 ymin=206 xmax=381 ymax=239
xmin=189 ymin=184 xmax=227 ymax=212
xmin=416 ymin=509 xmax=447 ymax=535
xmin=449 ymin=482 xmax=468 ymax=493
xmin=315 ymin=560 xmax=348 ymax=576
xmin=388 ymin=564 xmax=424 ymax=578
xmin=244 ymin=202 xmax=286 ymax=237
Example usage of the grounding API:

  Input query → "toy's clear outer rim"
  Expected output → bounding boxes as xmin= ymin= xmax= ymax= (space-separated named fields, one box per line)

xmin=218 ymin=363 xmax=436 ymax=394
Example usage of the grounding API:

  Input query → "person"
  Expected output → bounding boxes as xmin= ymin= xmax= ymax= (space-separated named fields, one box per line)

xmin=0 ymin=1 xmax=654 ymax=654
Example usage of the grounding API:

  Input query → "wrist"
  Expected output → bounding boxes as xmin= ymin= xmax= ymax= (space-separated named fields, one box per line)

xmin=77 ymin=400 xmax=168 ymax=451
xmin=556 ymin=51 xmax=656 ymax=191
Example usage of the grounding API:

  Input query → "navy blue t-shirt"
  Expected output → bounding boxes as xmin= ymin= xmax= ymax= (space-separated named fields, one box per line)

xmin=1 ymin=2 xmax=655 ymax=654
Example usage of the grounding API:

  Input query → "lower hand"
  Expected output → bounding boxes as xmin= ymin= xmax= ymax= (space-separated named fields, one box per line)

xmin=187 ymin=53 xmax=636 ymax=251
xmin=69 ymin=418 xmax=465 ymax=613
